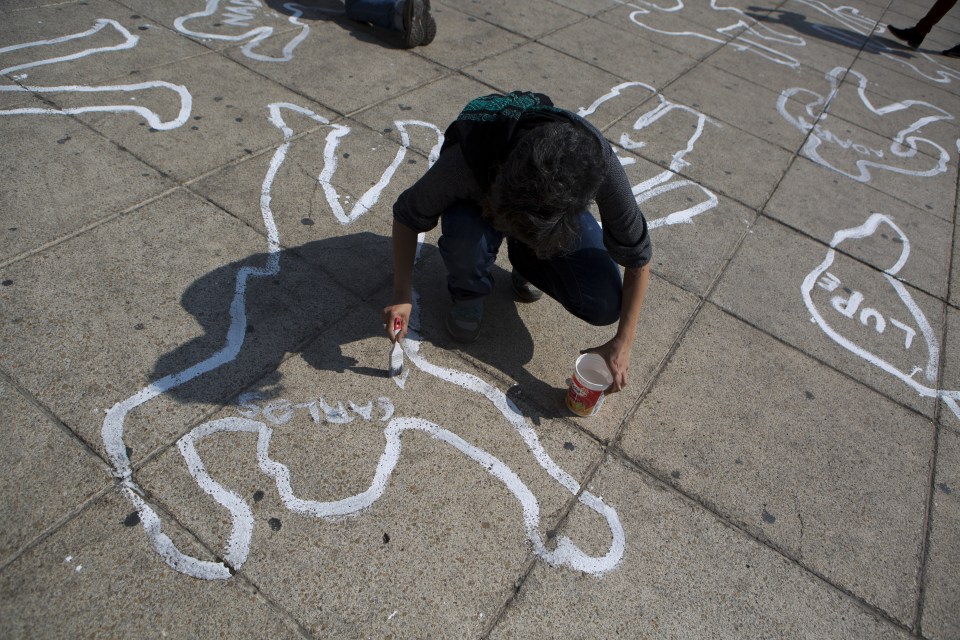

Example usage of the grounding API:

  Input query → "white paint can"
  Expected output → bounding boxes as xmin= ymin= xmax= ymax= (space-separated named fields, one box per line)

xmin=565 ymin=353 xmax=613 ymax=417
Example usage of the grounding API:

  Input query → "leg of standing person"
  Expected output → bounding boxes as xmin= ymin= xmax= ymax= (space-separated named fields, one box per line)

xmin=887 ymin=0 xmax=957 ymax=49
xmin=343 ymin=0 xmax=436 ymax=47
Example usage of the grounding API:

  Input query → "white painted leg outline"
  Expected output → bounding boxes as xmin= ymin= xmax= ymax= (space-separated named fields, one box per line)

xmin=0 ymin=19 xmax=192 ymax=130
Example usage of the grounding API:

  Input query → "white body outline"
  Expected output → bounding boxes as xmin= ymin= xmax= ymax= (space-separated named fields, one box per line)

xmin=174 ymin=0 xmax=340 ymax=63
xmin=778 ymin=67 xmax=954 ymax=182
xmin=102 ymin=84 xmax=722 ymax=579
xmin=801 ymin=213 xmax=960 ymax=420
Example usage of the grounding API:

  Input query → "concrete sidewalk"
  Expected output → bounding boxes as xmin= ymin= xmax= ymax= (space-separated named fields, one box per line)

xmin=1 ymin=0 xmax=958 ymax=637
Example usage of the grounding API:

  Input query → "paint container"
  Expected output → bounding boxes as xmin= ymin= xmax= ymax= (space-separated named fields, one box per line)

xmin=565 ymin=353 xmax=613 ymax=417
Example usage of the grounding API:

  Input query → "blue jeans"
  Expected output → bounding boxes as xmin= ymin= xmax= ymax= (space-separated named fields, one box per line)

xmin=344 ymin=0 xmax=402 ymax=31
xmin=437 ymin=202 xmax=623 ymax=326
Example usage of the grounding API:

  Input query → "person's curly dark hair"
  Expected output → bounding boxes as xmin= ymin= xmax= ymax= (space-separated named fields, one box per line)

xmin=483 ymin=121 xmax=607 ymax=259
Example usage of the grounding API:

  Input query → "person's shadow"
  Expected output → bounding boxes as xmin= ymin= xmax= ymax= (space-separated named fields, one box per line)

xmin=745 ymin=6 xmax=927 ymax=58
xmin=150 ymin=232 xmax=569 ymax=423
xmin=265 ymin=0 xmax=415 ymax=50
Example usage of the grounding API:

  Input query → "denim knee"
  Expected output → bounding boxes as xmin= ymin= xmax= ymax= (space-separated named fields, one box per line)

xmin=573 ymin=287 xmax=621 ymax=326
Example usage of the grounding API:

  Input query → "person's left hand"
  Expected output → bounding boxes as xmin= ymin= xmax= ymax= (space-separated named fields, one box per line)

xmin=581 ymin=337 xmax=631 ymax=393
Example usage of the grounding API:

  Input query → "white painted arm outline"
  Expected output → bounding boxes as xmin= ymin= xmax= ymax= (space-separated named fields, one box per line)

xmin=779 ymin=68 xmax=953 ymax=182
xmin=0 ymin=19 xmax=138 ymax=75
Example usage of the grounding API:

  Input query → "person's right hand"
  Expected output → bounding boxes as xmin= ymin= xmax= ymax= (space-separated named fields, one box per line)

xmin=382 ymin=303 xmax=412 ymax=342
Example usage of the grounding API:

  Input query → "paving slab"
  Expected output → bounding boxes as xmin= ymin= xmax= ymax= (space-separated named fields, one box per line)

xmin=953 ymin=223 xmax=960 ymax=309
xmin=489 ymin=456 xmax=913 ymax=639
xmin=0 ymin=114 xmax=174 ymax=263
xmin=712 ymin=216 xmax=946 ymax=418
xmin=0 ymin=375 xmax=111 ymax=567
xmin=765 ymin=155 xmax=953 ymax=300
xmin=0 ymin=490 xmax=305 ymax=638
xmin=73 ymin=51 xmax=340 ymax=182
xmin=0 ymin=188 xmax=356 ymax=465
xmin=850 ymin=49 xmax=960 ymax=105
xmin=413 ymin=4 xmax=529 ymax=71
xmin=594 ymin=4 xmax=728 ymax=61
xmin=941 ymin=306 xmax=960 ymax=433
xmin=133 ymin=309 xmax=609 ymax=636
xmin=663 ymin=61 xmax=811 ymax=153
xmin=539 ymin=16 xmax=701 ymax=92
xmin=619 ymin=304 xmax=933 ymax=625
xmin=351 ymin=73 xmax=494 ymax=158
xmin=462 ymin=42 xmax=625 ymax=114
xmin=217 ymin=13 xmax=448 ymax=116
xmin=921 ymin=427 xmax=960 ymax=639
xmin=439 ymin=0 xmax=585 ymax=39
xmin=411 ymin=246 xmax=701 ymax=444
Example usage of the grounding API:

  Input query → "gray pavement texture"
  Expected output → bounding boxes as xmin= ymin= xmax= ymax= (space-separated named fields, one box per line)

xmin=0 ymin=0 xmax=958 ymax=637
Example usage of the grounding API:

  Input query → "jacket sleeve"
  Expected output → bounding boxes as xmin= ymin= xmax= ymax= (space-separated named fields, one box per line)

xmin=595 ymin=147 xmax=652 ymax=269
xmin=393 ymin=143 xmax=483 ymax=232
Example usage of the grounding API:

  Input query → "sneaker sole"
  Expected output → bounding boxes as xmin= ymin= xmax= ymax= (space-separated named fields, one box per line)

xmin=403 ymin=0 xmax=425 ymax=48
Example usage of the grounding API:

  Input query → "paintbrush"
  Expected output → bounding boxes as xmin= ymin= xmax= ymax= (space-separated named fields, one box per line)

xmin=388 ymin=316 xmax=404 ymax=377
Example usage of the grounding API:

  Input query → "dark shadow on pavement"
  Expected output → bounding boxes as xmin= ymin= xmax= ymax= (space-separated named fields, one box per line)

xmin=150 ymin=233 xmax=567 ymax=421
xmin=745 ymin=6 xmax=932 ymax=60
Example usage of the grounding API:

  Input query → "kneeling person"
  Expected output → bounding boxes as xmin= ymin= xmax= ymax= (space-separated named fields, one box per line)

xmin=383 ymin=91 xmax=652 ymax=393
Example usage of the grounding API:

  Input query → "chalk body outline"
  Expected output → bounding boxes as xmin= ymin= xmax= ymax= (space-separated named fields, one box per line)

xmin=778 ymin=67 xmax=954 ymax=182
xmin=102 ymin=83 xmax=722 ymax=579
xmin=801 ymin=213 xmax=960 ymax=420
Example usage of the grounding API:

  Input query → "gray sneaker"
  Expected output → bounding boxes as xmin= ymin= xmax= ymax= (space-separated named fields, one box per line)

xmin=511 ymin=270 xmax=543 ymax=303
xmin=445 ymin=298 xmax=484 ymax=343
